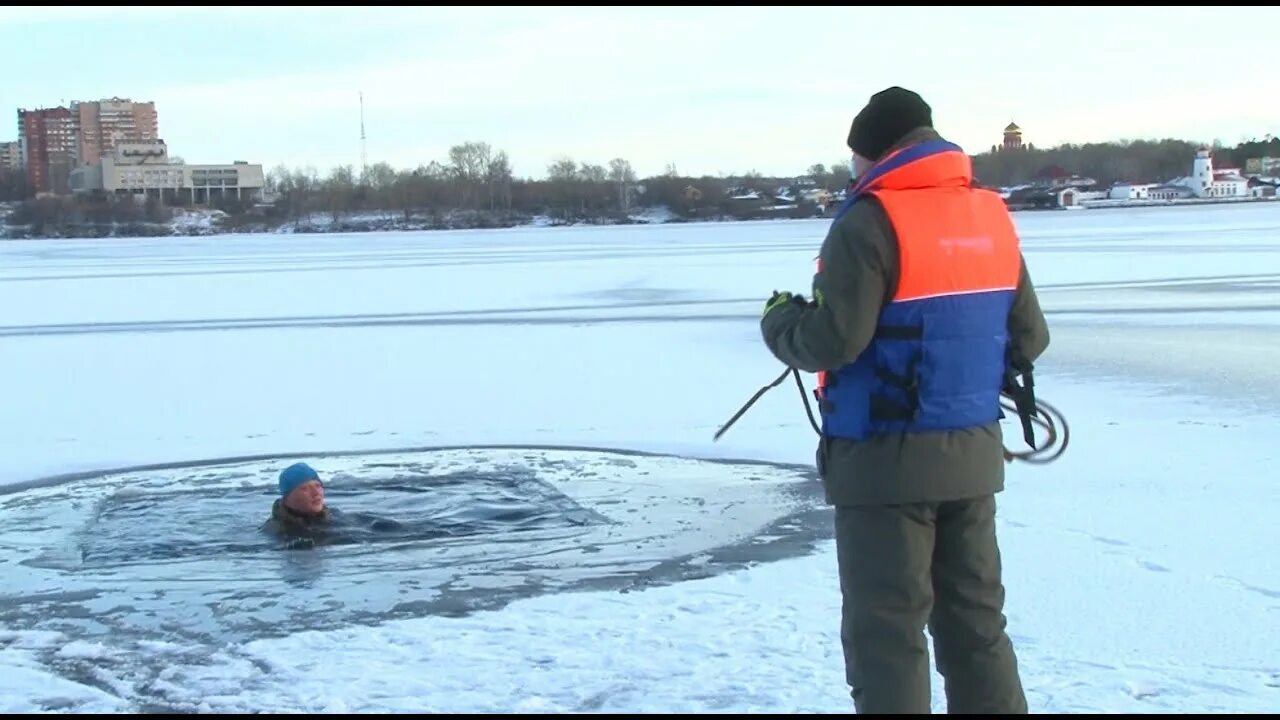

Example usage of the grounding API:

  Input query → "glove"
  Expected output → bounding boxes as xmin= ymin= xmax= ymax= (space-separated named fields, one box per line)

xmin=764 ymin=290 xmax=808 ymax=316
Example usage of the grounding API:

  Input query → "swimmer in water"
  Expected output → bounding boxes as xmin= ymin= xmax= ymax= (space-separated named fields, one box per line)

xmin=263 ymin=462 xmax=402 ymax=548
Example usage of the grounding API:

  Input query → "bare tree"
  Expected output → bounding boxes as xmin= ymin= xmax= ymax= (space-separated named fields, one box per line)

xmin=609 ymin=158 xmax=636 ymax=212
xmin=0 ymin=167 xmax=30 ymax=202
xmin=449 ymin=141 xmax=493 ymax=210
xmin=324 ymin=165 xmax=357 ymax=222
xmin=577 ymin=163 xmax=610 ymax=214
xmin=547 ymin=157 xmax=580 ymax=219
xmin=486 ymin=151 xmax=512 ymax=212
xmin=548 ymin=158 xmax=577 ymax=180
xmin=830 ymin=158 xmax=851 ymax=190
xmin=365 ymin=162 xmax=397 ymax=190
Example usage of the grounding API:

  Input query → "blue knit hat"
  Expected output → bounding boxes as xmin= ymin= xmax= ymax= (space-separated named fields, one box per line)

xmin=279 ymin=462 xmax=321 ymax=498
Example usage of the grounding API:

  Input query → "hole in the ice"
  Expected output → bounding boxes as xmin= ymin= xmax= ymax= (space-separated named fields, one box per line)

xmin=51 ymin=469 xmax=608 ymax=570
xmin=0 ymin=447 xmax=825 ymax=665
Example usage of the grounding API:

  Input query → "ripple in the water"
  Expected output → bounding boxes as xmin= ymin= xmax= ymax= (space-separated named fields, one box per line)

xmin=61 ymin=468 xmax=605 ymax=568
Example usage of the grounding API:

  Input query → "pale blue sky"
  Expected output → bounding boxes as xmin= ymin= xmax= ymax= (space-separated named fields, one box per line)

xmin=2 ymin=6 xmax=1274 ymax=179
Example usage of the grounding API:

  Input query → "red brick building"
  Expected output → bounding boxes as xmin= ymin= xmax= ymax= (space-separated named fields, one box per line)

xmin=18 ymin=106 xmax=75 ymax=195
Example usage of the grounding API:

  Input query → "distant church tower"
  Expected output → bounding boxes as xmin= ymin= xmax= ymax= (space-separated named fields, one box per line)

xmin=1002 ymin=122 xmax=1023 ymax=151
xmin=1192 ymin=148 xmax=1213 ymax=197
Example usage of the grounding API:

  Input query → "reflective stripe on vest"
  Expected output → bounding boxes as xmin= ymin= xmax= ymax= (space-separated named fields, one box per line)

xmin=817 ymin=140 xmax=1022 ymax=441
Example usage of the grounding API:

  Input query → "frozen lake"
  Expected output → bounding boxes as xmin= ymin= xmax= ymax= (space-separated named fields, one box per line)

xmin=1 ymin=202 xmax=1278 ymax=712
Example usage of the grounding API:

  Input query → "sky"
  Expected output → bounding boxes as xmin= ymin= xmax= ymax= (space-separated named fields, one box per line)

xmin=1 ymin=6 xmax=1275 ymax=180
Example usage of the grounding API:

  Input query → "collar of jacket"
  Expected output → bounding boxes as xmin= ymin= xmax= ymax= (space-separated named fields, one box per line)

xmin=835 ymin=129 xmax=972 ymax=222
xmin=274 ymin=498 xmax=331 ymax=526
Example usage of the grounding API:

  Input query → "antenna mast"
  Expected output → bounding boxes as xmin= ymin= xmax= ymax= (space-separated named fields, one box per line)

xmin=359 ymin=91 xmax=368 ymax=179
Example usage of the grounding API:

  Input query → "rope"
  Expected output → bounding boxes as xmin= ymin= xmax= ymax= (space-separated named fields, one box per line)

xmin=999 ymin=395 xmax=1069 ymax=464
xmin=714 ymin=367 xmax=1069 ymax=465
xmin=712 ymin=367 xmax=794 ymax=442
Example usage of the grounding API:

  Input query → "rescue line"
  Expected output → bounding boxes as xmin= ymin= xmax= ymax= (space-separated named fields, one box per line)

xmin=712 ymin=366 xmax=1069 ymax=466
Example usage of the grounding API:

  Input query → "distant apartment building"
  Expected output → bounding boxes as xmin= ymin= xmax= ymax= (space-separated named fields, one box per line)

xmin=70 ymin=140 xmax=265 ymax=204
xmin=0 ymin=141 xmax=20 ymax=172
xmin=17 ymin=106 xmax=75 ymax=195
xmin=71 ymin=98 xmax=159 ymax=167
xmin=15 ymin=98 xmax=160 ymax=195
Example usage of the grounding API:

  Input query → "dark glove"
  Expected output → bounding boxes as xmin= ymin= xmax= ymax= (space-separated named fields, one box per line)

xmin=763 ymin=290 xmax=808 ymax=317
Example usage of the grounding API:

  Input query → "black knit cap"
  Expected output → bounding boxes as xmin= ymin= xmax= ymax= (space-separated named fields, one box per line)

xmin=846 ymin=86 xmax=933 ymax=161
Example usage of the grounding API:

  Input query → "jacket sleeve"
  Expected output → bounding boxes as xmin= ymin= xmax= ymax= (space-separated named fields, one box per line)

xmin=760 ymin=201 xmax=892 ymax=373
xmin=1007 ymin=255 xmax=1050 ymax=367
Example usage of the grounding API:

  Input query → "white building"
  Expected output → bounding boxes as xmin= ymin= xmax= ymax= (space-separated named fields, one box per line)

xmin=1174 ymin=149 xmax=1249 ymax=198
xmin=1108 ymin=183 xmax=1157 ymax=200
xmin=69 ymin=140 xmax=264 ymax=204
xmin=1209 ymin=172 xmax=1250 ymax=198
xmin=1149 ymin=185 xmax=1195 ymax=201
xmin=1057 ymin=188 xmax=1108 ymax=207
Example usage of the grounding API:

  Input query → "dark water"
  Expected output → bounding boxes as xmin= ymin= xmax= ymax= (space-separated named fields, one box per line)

xmin=68 ymin=469 xmax=604 ymax=568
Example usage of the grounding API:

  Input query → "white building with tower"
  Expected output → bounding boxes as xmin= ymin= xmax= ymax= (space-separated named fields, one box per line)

xmin=1180 ymin=149 xmax=1249 ymax=198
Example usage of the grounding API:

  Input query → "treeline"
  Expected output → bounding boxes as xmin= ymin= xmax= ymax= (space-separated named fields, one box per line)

xmin=0 ymin=167 xmax=27 ymax=203
xmin=972 ymin=136 xmax=1280 ymax=187
xmin=6 ymin=193 xmax=175 ymax=238
xmin=262 ymin=141 xmax=852 ymax=226
xmin=0 ymin=141 xmax=852 ymax=237
xmin=4 ymin=134 xmax=1277 ymax=237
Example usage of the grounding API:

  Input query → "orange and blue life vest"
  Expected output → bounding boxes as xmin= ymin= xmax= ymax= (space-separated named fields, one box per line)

xmin=817 ymin=139 xmax=1022 ymax=441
